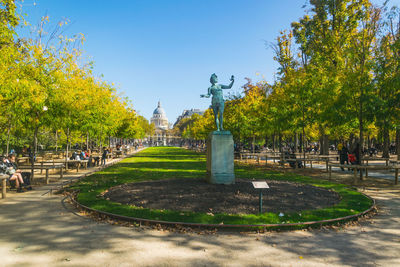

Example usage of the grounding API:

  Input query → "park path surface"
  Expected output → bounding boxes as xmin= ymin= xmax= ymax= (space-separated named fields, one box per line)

xmin=0 ymin=153 xmax=399 ymax=266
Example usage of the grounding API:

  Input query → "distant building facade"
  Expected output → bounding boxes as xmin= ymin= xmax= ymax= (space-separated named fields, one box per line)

xmin=173 ymin=108 xmax=204 ymax=127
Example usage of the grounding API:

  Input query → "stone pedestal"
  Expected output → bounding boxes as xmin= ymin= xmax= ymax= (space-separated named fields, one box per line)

xmin=206 ymin=131 xmax=235 ymax=184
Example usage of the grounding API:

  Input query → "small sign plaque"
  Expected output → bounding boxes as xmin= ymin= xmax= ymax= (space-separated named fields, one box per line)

xmin=252 ymin=181 xmax=269 ymax=189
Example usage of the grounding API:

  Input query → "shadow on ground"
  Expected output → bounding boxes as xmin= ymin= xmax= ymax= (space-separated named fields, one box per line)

xmin=0 ymin=148 xmax=399 ymax=266
xmin=0 ymin=187 xmax=399 ymax=266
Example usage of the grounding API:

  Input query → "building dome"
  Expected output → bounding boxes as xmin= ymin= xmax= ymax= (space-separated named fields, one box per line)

xmin=151 ymin=101 xmax=169 ymax=130
xmin=153 ymin=101 xmax=167 ymax=117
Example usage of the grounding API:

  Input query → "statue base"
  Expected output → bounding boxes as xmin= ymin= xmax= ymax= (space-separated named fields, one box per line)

xmin=206 ymin=131 xmax=235 ymax=184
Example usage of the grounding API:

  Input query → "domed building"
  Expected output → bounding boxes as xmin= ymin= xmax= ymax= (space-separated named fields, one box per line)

xmin=151 ymin=101 xmax=169 ymax=130
xmin=149 ymin=101 xmax=170 ymax=146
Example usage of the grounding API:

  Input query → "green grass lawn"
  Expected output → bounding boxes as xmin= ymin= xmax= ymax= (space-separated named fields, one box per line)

xmin=70 ymin=147 xmax=372 ymax=227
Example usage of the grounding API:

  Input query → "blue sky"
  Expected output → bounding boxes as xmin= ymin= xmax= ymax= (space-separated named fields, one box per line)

xmin=17 ymin=0 xmax=399 ymax=124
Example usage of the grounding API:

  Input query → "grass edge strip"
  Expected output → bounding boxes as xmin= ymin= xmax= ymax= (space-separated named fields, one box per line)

xmin=68 ymin=190 xmax=376 ymax=230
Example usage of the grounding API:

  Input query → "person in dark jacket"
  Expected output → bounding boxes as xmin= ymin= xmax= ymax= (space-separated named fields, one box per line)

xmin=101 ymin=147 xmax=108 ymax=166
xmin=339 ymin=142 xmax=349 ymax=171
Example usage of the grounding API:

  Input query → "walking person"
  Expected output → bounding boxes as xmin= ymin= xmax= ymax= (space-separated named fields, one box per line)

xmin=101 ymin=147 xmax=108 ymax=166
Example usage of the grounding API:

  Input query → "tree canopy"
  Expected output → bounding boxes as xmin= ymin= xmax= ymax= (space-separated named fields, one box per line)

xmin=181 ymin=0 xmax=400 ymax=155
xmin=0 ymin=1 xmax=151 ymax=155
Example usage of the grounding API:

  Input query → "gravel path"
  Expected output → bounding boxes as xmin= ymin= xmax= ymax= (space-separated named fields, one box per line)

xmin=0 ymin=158 xmax=399 ymax=266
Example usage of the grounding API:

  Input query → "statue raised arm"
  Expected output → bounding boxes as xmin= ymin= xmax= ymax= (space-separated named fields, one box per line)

xmin=200 ymin=73 xmax=235 ymax=131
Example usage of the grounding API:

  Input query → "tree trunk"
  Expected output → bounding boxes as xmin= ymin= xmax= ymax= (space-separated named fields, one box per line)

xmin=382 ymin=123 xmax=390 ymax=158
xmin=396 ymin=127 xmax=400 ymax=160
xmin=86 ymin=132 xmax=89 ymax=150
xmin=323 ymin=134 xmax=329 ymax=155
xmin=35 ymin=131 xmax=39 ymax=156
xmin=238 ymin=132 xmax=241 ymax=152
xmin=349 ymin=133 xmax=355 ymax=152
xmin=318 ymin=125 xmax=325 ymax=155
xmin=6 ymin=122 xmax=11 ymax=155
xmin=31 ymin=126 xmax=39 ymax=180
xmin=264 ymin=135 xmax=268 ymax=149
xmin=319 ymin=135 xmax=324 ymax=155
xmin=272 ymin=133 xmax=276 ymax=152
xmin=359 ymin=85 xmax=364 ymax=165
xmin=367 ymin=135 xmax=371 ymax=149
xmin=66 ymin=128 xmax=70 ymax=162
xmin=302 ymin=126 xmax=306 ymax=160
xmin=55 ymin=130 xmax=58 ymax=152
xmin=299 ymin=133 xmax=304 ymax=153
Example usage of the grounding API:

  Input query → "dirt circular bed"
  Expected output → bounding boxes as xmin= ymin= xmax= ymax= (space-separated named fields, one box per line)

xmin=103 ymin=178 xmax=341 ymax=215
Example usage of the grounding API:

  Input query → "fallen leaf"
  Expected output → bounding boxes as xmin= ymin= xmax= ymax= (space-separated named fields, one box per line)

xmin=13 ymin=246 xmax=23 ymax=252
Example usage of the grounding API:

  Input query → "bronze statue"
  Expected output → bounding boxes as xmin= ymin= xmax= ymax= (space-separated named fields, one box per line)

xmin=201 ymin=73 xmax=234 ymax=131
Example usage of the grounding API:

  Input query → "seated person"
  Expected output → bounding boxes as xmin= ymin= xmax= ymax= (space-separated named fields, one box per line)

xmin=79 ymin=151 xmax=88 ymax=160
xmin=288 ymin=152 xmax=303 ymax=168
xmin=86 ymin=149 xmax=100 ymax=167
xmin=368 ymin=147 xmax=377 ymax=157
xmin=115 ymin=145 xmax=122 ymax=156
xmin=8 ymin=155 xmax=31 ymax=188
xmin=70 ymin=151 xmax=81 ymax=160
xmin=348 ymin=154 xmax=357 ymax=165
xmin=22 ymin=146 xmax=28 ymax=156
xmin=92 ymin=156 xmax=100 ymax=166
xmin=70 ymin=151 xmax=77 ymax=160
xmin=3 ymin=155 xmax=26 ymax=192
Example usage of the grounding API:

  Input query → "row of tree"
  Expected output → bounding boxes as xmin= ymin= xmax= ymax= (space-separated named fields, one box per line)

xmin=0 ymin=0 xmax=153 ymax=156
xmin=177 ymin=0 xmax=400 ymax=158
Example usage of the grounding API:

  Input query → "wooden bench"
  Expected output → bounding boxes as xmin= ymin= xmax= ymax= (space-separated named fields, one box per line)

xmin=19 ymin=164 xmax=64 ymax=184
xmin=284 ymin=158 xmax=330 ymax=171
xmin=307 ymin=154 xmax=339 ymax=160
xmin=40 ymin=159 xmax=88 ymax=172
xmin=31 ymin=161 xmax=65 ymax=174
xmin=239 ymin=153 xmax=280 ymax=164
xmin=239 ymin=153 xmax=330 ymax=171
xmin=362 ymin=158 xmax=390 ymax=177
xmin=17 ymin=157 xmax=30 ymax=165
xmin=362 ymin=157 xmax=390 ymax=166
xmin=328 ymin=163 xmax=399 ymax=185
xmin=66 ymin=160 xmax=88 ymax=172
